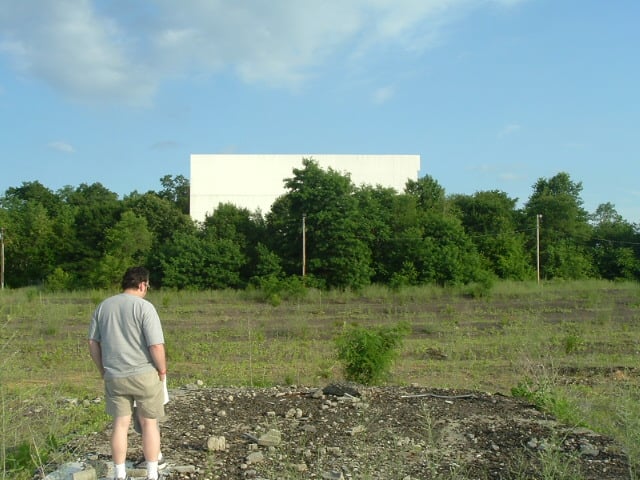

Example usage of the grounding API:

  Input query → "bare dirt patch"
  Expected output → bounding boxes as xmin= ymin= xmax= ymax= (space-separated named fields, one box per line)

xmin=70 ymin=384 xmax=629 ymax=479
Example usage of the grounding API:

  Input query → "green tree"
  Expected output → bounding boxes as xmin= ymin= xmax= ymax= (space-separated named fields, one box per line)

xmin=267 ymin=159 xmax=373 ymax=289
xmin=590 ymin=203 xmax=640 ymax=280
xmin=451 ymin=190 xmax=531 ymax=280
xmin=62 ymin=183 xmax=123 ymax=284
xmin=417 ymin=212 xmax=485 ymax=286
xmin=523 ymin=172 xmax=593 ymax=280
xmin=158 ymin=174 xmax=190 ymax=214
xmin=404 ymin=175 xmax=447 ymax=212
xmin=2 ymin=181 xmax=62 ymax=216
xmin=353 ymin=186 xmax=399 ymax=283
xmin=0 ymin=182 xmax=86 ymax=287
xmin=124 ymin=191 xmax=195 ymax=249
xmin=203 ymin=203 xmax=266 ymax=285
xmin=90 ymin=211 xmax=153 ymax=288
xmin=154 ymin=231 xmax=243 ymax=289
xmin=1 ymin=201 xmax=56 ymax=286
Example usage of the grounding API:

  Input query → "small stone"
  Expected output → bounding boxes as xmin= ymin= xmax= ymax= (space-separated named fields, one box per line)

xmin=246 ymin=451 xmax=264 ymax=464
xmin=258 ymin=429 xmax=281 ymax=447
xmin=285 ymin=408 xmax=297 ymax=418
xmin=207 ymin=435 xmax=226 ymax=451
xmin=348 ymin=424 xmax=365 ymax=435
xmin=322 ymin=470 xmax=344 ymax=480
xmin=580 ymin=442 xmax=599 ymax=457
xmin=327 ymin=446 xmax=342 ymax=456
xmin=173 ymin=465 xmax=197 ymax=473
xmin=72 ymin=467 xmax=97 ymax=480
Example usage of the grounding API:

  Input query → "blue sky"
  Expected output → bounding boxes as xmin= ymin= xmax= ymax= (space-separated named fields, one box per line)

xmin=0 ymin=0 xmax=638 ymax=222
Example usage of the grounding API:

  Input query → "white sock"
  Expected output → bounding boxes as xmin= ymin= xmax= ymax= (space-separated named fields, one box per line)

xmin=115 ymin=463 xmax=126 ymax=479
xmin=158 ymin=451 xmax=163 ymax=461
xmin=147 ymin=460 xmax=158 ymax=480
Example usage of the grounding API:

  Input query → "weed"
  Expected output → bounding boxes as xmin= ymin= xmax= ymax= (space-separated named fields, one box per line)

xmin=335 ymin=321 xmax=410 ymax=385
xmin=561 ymin=322 xmax=585 ymax=354
xmin=507 ymin=444 xmax=584 ymax=480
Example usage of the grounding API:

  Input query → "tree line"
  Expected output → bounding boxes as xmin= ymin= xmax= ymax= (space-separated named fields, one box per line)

xmin=1 ymin=159 xmax=638 ymax=292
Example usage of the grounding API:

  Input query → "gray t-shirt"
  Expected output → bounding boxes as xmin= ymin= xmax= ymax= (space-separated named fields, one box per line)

xmin=88 ymin=293 xmax=164 ymax=378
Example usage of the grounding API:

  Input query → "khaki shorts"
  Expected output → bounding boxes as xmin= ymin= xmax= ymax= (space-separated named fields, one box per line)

xmin=105 ymin=370 xmax=165 ymax=419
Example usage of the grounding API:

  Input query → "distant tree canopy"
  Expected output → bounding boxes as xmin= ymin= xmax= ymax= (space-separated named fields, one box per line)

xmin=1 ymin=165 xmax=639 ymax=291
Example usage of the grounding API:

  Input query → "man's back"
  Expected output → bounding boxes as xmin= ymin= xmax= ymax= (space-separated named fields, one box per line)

xmin=89 ymin=293 xmax=164 ymax=378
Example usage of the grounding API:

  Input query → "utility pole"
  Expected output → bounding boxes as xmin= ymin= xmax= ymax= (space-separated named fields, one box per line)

xmin=0 ymin=227 xmax=4 ymax=290
xmin=301 ymin=214 xmax=306 ymax=278
xmin=536 ymin=214 xmax=542 ymax=285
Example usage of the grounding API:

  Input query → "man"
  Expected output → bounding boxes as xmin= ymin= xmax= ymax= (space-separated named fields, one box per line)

xmin=89 ymin=266 xmax=167 ymax=480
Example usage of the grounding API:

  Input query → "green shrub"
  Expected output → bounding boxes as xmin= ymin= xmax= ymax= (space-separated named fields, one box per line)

xmin=512 ymin=377 xmax=555 ymax=410
xmin=251 ymin=275 xmax=307 ymax=305
xmin=44 ymin=268 xmax=73 ymax=292
xmin=511 ymin=378 xmax=584 ymax=427
xmin=561 ymin=323 xmax=585 ymax=354
xmin=335 ymin=322 xmax=410 ymax=385
xmin=3 ymin=434 xmax=58 ymax=476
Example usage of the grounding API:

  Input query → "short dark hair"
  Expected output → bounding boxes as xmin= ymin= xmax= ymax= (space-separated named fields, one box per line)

xmin=121 ymin=266 xmax=150 ymax=290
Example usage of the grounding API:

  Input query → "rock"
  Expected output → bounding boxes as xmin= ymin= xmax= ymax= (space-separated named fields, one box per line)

xmin=257 ymin=429 xmax=281 ymax=447
xmin=173 ymin=465 xmax=197 ymax=473
xmin=207 ymin=435 xmax=226 ymax=451
xmin=322 ymin=470 xmax=344 ymax=479
xmin=72 ymin=467 xmax=96 ymax=480
xmin=43 ymin=462 xmax=86 ymax=480
xmin=348 ymin=424 xmax=365 ymax=435
xmin=301 ymin=424 xmax=317 ymax=433
xmin=580 ymin=442 xmax=600 ymax=457
xmin=322 ymin=383 xmax=361 ymax=397
xmin=246 ymin=451 xmax=265 ymax=464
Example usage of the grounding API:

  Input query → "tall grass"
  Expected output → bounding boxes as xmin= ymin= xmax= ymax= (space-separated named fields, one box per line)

xmin=1 ymin=280 xmax=639 ymax=478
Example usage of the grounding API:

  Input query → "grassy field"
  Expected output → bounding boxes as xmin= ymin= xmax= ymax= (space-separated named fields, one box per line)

xmin=1 ymin=280 xmax=640 ymax=478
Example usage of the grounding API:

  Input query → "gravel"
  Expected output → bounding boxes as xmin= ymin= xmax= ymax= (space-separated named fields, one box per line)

xmin=60 ymin=383 xmax=629 ymax=479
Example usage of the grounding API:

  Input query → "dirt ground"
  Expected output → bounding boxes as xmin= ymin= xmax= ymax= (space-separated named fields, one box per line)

xmin=67 ymin=383 xmax=630 ymax=480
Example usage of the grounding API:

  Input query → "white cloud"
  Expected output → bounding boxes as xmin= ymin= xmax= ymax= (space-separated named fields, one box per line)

xmin=0 ymin=0 xmax=526 ymax=105
xmin=499 ymin=172 xmax=523 ymax=181
xmin=498 ymin=123 xmax=521 ymax=137
xmin=372 ymin=85 xmax=395 ymax=104
xmin=47 ymin=141 xmax=75 ymax=153
xmin=0 ymin=0 xmax=155 ymax=105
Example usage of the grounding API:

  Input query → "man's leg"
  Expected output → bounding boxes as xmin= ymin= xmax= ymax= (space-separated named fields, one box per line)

xmin=111 ymin=415 xmax=131 ymax=477
xmin=140 ymin=415 xmax=161 ymax=478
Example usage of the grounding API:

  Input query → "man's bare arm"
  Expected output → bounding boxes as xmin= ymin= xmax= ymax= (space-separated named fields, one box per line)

xmin=149 ymin=343 xmax=167 ymax=380
xmin=88 ymin=339 xmax=104 ymax=377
